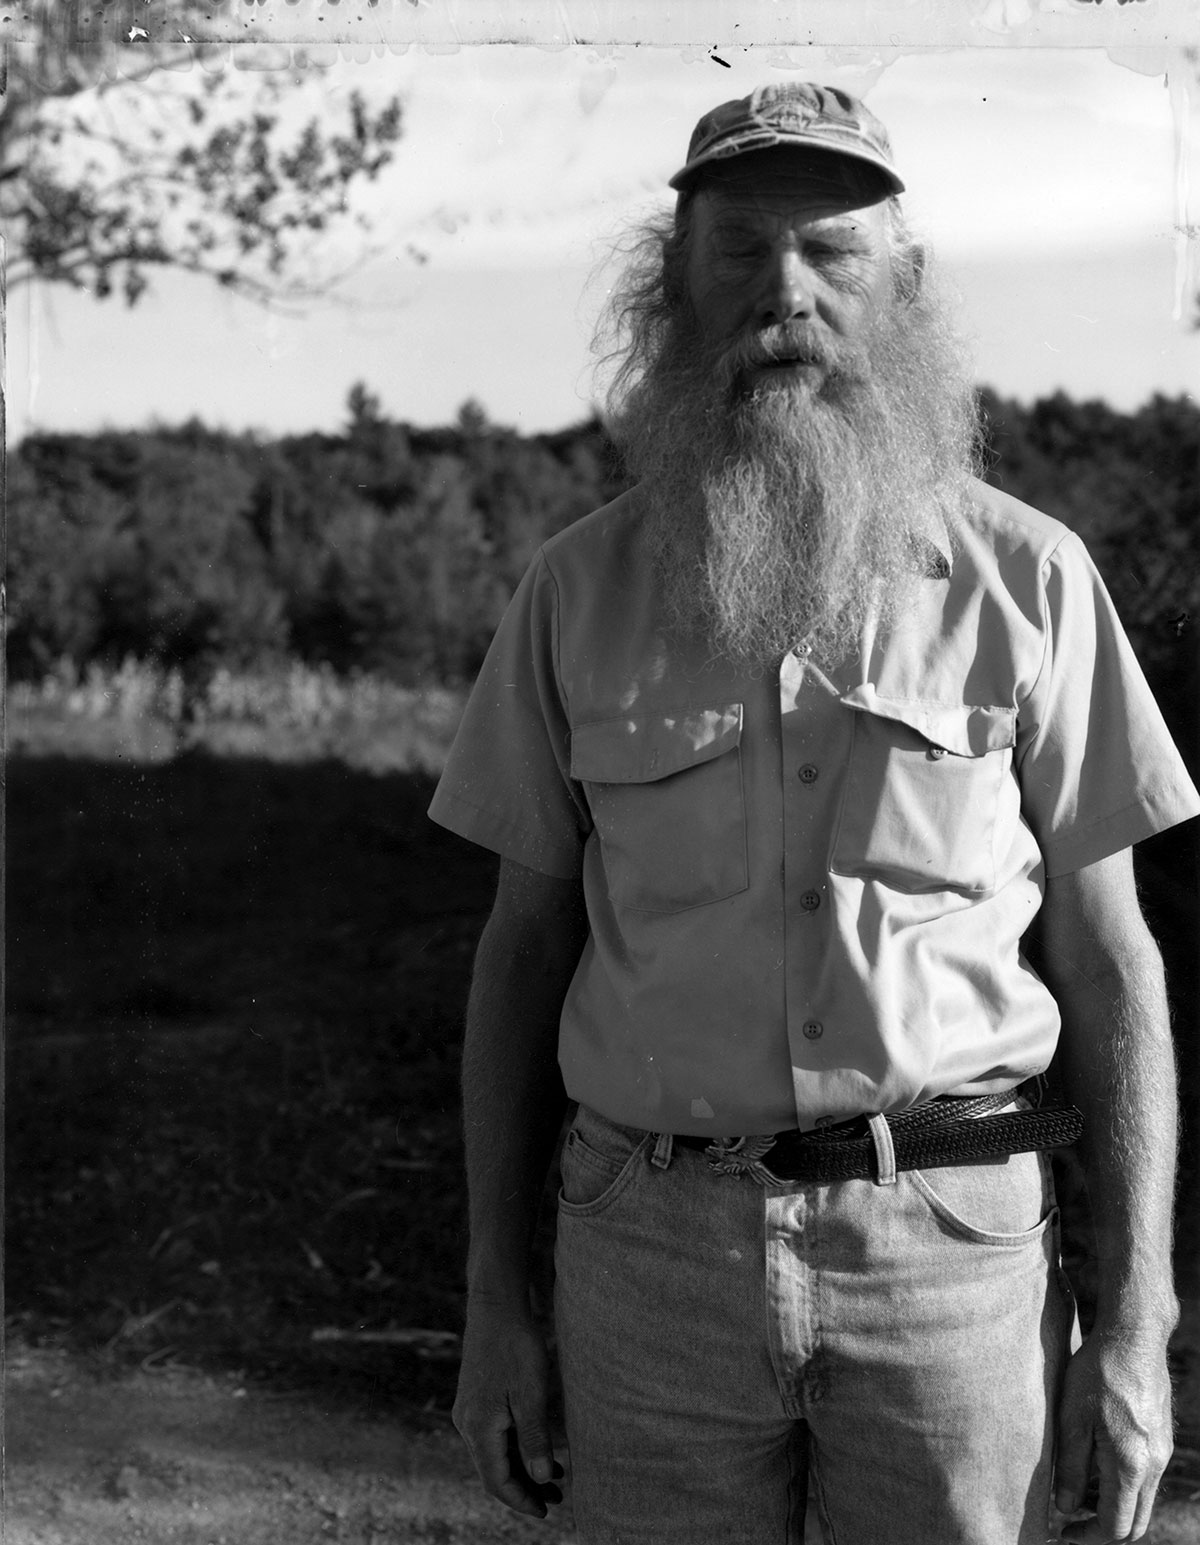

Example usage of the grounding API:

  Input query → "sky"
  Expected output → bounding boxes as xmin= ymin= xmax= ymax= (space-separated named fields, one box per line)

xmin=8 ymin=44 xmax=1198 ymax=444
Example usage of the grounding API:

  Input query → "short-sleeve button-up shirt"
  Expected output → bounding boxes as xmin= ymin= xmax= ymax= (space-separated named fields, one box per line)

xmin=429 ymin=480 xmax=1200 ymax=1136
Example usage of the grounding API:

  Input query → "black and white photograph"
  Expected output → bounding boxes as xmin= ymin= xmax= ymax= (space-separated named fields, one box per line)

xmin=7 ymin=2 xmax=1200 ymax=1541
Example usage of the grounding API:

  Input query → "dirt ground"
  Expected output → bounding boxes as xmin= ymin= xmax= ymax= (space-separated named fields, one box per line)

xmin=4 ymin=1345 xmax=576 ymax=1545
xmin=8 ymin=1324 xmax=1200 ymax=1545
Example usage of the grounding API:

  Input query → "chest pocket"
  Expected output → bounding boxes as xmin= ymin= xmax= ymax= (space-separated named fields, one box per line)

xmin=830 ymin=692 xmax=1016 ymax=896
xmin=570 ymin=705 xmax=748 ymax=913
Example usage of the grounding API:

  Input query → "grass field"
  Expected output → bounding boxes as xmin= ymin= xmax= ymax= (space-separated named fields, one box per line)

xmin=7 ymin=660 xmax=466 ymax=772
xmin=7 ymin=686 xmax=1200 ymax=1460
xmin=6 ymin=734 xmax=510 ymax=1420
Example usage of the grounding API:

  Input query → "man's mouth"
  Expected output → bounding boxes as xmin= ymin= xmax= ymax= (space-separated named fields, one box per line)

xmin=743 ymin=352 xmax=827 ymax=383
xmin=716 ymin=332 xmax=835 ymax=395
xmin=744 ymin=338 xmax=829 ymax=372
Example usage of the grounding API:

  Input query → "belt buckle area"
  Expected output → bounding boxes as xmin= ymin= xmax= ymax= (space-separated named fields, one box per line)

xmin=704 ymin=1133 xmax=780 ymax=1185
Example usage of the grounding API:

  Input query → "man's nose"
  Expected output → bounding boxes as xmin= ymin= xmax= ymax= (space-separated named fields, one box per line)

xmin=755 ymin=249 xmax=815 ymax=327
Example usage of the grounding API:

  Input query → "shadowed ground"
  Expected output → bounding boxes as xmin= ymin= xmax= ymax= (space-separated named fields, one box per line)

xmin=7 ymin=752 xmax=1200 ymax=1538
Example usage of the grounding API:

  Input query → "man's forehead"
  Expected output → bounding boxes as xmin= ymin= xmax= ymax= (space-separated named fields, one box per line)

xmin=693 ymin=175 xmax=888 ymax=235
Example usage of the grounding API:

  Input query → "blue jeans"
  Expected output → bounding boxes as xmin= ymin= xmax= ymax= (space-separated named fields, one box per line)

xmin=554 ymin=1103 xmax=1076 ymax=1545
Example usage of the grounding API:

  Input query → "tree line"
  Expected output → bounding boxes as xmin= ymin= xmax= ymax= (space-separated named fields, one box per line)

xmin=8 ymin=387 xmax=626 ymax=686
xmin=9 ymin=384 xmax=1199 ymax=721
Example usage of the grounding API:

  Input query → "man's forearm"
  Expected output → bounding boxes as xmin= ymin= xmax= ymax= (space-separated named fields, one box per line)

xmin=461 ymin=926 xmax=569 ymax=1305
xmin=460 ymin=866 xmax=586 ymax=1309
xmin=1050 ymin=935 xmax=1179 ymax=1335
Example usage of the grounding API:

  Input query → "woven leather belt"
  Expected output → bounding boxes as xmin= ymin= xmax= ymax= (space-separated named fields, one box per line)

xmin=672 ymin=1088 xmax=1084 ymax=1184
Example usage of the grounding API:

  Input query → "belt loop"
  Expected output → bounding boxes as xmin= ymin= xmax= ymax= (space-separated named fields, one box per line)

xmin=868 ymin=1114 xmax=898 ymax=1186
xmin=650 ymin=1131 xmax=674 ymax=1170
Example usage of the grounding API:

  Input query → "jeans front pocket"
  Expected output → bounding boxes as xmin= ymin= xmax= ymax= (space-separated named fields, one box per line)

xmin=558 ymin=1106 xmax=653 ymax=1216
xmin=910 ymin=1144 xmax=1055 ymax=1246
xmin=571 ymin=704 xmax=748 ymax=913
xmin=830 ymin=697 xmax=1016 ymax=895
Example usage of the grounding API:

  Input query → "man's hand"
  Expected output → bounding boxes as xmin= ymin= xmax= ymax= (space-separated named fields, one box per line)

xmin=1053 ymin=1329 xmax=1174 ymax=1543
xmin=453 ymin=1302 xmax=565 ymax=1519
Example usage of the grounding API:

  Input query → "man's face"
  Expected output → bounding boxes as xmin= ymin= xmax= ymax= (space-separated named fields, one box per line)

xmin=612 ymin=149 xmax=975 ymax=664
xmin=683 ymin=152 xmax=895 ymax=395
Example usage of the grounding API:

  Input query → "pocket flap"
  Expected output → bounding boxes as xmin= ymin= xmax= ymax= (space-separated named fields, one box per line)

xmin=838 ymin=685 xmax=1015 ymax=758
xmin=570 ymin=704 xmax=743 ymax=784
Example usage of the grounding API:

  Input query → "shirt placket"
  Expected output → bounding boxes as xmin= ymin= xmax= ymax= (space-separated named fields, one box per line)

xmin=778 ymin=649 xmax=855 ymax=1129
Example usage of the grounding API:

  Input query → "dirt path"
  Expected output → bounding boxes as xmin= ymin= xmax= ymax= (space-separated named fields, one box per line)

xmin=8 ymin=1338 xmax=1200 ymax=1544
xmin=4 ymin=1348 xmax=575 ymax=1544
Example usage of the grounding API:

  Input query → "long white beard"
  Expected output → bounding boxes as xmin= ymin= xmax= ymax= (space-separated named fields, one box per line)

xmin=617 ymin=287 xmax=979 ymax=666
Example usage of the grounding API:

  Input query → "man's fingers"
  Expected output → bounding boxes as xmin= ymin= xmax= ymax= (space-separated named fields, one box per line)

xmin=1130 ymin=1481 xmax=1163 ymax=1545
xmin=1054 ymin=1410 xmax=1094 ymax=1516
xmin=1057 ymin=1437 xmax=1170 ymax=1543
xmin=455 ymin=1384 xmax=563 ymax=1519
xmin=465 ymin=1411 xmax=552 ymax=1518
xmin=1060 ymin=1520 xmax=1116 ymax=1544
xmin=514 ymin=1405 xmax=558 ymax=1487
xmin=1092 ymin=1441 xmax=1139 ymax=1543
xmin=508 ymin=1425 xmax=564 ymax=1504
xmin=1098 ymin=1442 xmax=1169 ymax=1544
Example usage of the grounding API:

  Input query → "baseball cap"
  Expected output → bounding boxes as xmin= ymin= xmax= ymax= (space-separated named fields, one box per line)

xmin=669 ymin=82 xmax=904 ymax=198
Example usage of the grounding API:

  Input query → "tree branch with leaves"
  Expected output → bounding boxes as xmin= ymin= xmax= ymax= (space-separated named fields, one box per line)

xmin=4 ymin=3 xmax=405 ymax=305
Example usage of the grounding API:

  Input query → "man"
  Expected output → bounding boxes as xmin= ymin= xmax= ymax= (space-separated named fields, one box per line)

xmin=429 ymin=83 xmax=1200 ymax=1544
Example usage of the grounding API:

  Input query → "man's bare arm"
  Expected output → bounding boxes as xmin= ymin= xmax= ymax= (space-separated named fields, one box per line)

xmin=452 ymin=856 xmax=589 ymax=1519
xmin=1028 ymin=847 xmax=1178 ymax=1544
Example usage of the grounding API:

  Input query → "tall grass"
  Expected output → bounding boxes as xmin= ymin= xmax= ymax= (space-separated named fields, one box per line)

xmin=8 ymin=659 xmax=466 ymax=773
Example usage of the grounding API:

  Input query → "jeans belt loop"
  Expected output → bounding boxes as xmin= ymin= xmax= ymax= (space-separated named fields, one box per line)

xmin=651 ymin=1131 xmax=675 ymax=1170
xmin=868 ymin=1113 xmax=898 ymax=1186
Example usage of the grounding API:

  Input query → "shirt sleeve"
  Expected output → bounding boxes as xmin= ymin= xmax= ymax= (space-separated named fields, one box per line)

xmin=1015 ymin=530 xmax=1200 ymax=878
xmin=427 ymin=550 xmax=592 ymax=878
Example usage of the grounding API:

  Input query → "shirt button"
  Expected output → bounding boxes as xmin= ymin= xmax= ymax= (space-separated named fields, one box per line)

xmin=798 ymin=763 xmax=819 ymax=784
xmin=928 ymin=745 xmax=947 ymax=760
xmin=815 ymin=1115 xmax=836 ymax=1129
xmin=802 ymin=1019 xmax=824 ymax=1040
xmin=800 ymin=889 xmax=821 ymax=912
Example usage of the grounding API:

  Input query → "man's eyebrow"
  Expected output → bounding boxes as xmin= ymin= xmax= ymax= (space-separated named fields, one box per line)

xmin=805 ymin=217 xmax=875 ymax=243
xmin=707 ymin=209 xmax=877 ymax=245
xmin=707 ymin=213 xmax=763 ymax=237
